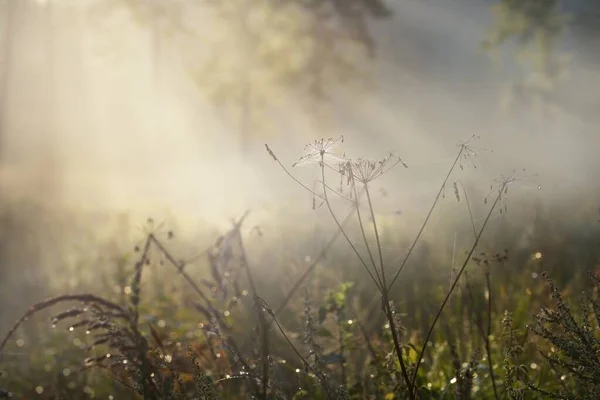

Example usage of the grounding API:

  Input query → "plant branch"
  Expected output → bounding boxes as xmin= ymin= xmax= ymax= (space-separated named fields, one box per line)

xmin=0 ymin=295 xmax=127 ymax=357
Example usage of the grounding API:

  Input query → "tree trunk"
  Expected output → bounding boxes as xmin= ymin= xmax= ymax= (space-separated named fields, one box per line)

xmin=0 ymin=0 xmax=17 ymax=165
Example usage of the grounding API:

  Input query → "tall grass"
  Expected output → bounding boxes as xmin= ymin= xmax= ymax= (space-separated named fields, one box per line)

xmin=0 ymin=137 xmax=598 ymax=399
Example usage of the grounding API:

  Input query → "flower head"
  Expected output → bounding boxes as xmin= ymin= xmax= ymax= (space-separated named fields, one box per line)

xmin=342 ymin=153 xmax=407 ymax=185
xmin=483 ymin=168 xmax=541 ymax=210
xmin=292 ymin=135 xmax=346 ymax=167
xmin=456 ymin=134 xmax=492 ymax=170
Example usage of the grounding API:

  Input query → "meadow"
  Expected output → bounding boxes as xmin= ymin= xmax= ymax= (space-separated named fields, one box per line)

xmin=0 ymin=136 xmax=599 ymax=400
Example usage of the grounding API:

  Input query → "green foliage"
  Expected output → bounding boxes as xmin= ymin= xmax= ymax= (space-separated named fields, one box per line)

xmin=483 ymin=0 xmax=571 ymax=117
xmin=1 ymin=211 xmax=598 ymax=399
xmin=1 ymin=139 xmax=600 ymax=399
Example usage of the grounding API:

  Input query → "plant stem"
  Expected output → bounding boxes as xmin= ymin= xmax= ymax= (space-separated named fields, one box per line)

xmin=383 ymin=296 xmax=415 ymax=399
xmin=363 ymin=182 xmax=414 ymax=398
xmin=485 ymin=270 xmax=500 ymax=400
xmin=260 ymin=297 xmax=336 ymax=400
xmin=320 ymin=160 xmax=383 ymax=292
xmin=364 ymin=183 xmax=386 ymax=286
xmin=351 ymin=180 xmax=384 ymax=289
xmin=273 ymin=189 xmax=367 ymax=317
xmin=235 ymin=226 xmax=270 ymax=400
xmin=388 ymin=147 xmax=464 ymax=291
xmin=410 ymin=181 xmax=506 ymax=393
xmin=464 ymin=271 xmax=499 ymax=400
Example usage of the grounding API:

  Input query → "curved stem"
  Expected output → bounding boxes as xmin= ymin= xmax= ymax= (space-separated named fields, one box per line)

xmin=0 ymin=295 xmax=126 ymax=357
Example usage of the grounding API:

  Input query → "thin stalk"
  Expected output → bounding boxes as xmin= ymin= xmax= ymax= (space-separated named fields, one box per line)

xmin=233 ymin=201 xmax=361 ymax=363
xmin=235 ymin=227 xmax=270 ymax=400
xmin=464 ymin=271 xmax=499 ymax=400
xmin=388 ymin=147 xmax=464 ymax=291
xmin=364 ymin=183 xmax=386 ymax=286
xmin=383 ymin=298 xmax=415 ymax=398
xmin=320 ymin=160 xmax=383 ymax=292
xmin=351 ymin=180 xmax=384 ymax=289
xmin=338 ymin=317 xmax=347 ymax=387
xmin=485 ymin=270 xmax=500 ymax=400
xmin=149 ymin=235 xmax=213 ymax=309
xmin=363 ymin=183 xmax=414 ymax=397
xmin=265 ymin=144 xmax=352 ymax=203
xmin=410 ymin=182 xmax=506 ymax=393
xmin=457 ymin=180 xmax=477 ymax=239
xmin=259 ymin=297 xmax=335 ymax=400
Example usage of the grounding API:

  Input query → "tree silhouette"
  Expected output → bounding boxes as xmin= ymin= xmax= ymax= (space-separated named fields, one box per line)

xmin=87 ymin=0 xmax=391 ymax=154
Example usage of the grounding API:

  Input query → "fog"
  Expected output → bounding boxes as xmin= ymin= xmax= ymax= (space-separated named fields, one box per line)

xmin=1 ymin=0 xmax=598 ymax=221
xmin=0 ymin=0 xmax=598 ymax=308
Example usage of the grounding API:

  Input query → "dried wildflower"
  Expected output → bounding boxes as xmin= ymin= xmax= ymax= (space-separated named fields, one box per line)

xmin=292 ymin=136 xmax=346 ymax=167
xmin=343 ymin=153 xmax=406 ymax=185
xmin=456 ymin=134 xmax=493 ymax=170
xmin=484 ymin=170 xmax=541 ymax=206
